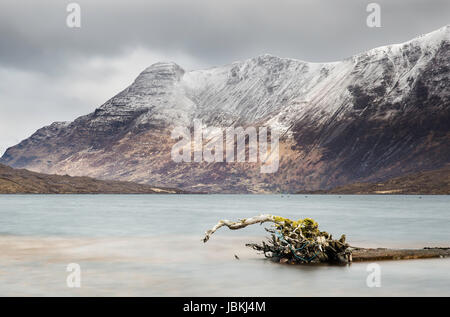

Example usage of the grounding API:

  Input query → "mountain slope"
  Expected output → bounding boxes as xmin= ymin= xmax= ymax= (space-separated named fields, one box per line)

xmin=298 ymin=165 xmax=450 ymax=194
xmin=0 ymin=164 xmax=185 ymax=194
xmin=1 ymin=26 xmax=449 ymax=193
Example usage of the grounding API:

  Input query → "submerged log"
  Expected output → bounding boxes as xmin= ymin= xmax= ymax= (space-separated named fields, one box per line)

xmin=351 ymin=247 xmax=450 ymax=262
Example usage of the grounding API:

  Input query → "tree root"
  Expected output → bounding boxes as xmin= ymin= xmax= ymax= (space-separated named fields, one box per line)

xmin=203 ymin=214 xmax=352 ymax=264
xmin=203 ymin=214 xmax=450 ymax=264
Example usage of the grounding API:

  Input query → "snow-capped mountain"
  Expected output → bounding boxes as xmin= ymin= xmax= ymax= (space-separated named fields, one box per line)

xmin=1 ymin=26 xmax=449 ymax=193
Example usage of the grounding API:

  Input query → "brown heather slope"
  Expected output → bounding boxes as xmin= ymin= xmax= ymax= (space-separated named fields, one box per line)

xmin=298 ymin=165 xmax=450 ymax=195
xmin=0 ymin=164 xmax=186 ymax=194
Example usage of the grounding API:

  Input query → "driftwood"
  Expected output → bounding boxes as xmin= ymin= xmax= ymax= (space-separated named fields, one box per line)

xmin=352 ymin=247 xmax=450 ymax=262
xmin=203 ymin=215 xmax=450 ymax=264
xmin=203 ymin=214 xmax=276 ymax=243
xmin=204 ymin=214 xmax=352 ymax=264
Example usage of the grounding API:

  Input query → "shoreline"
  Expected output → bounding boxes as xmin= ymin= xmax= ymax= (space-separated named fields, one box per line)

xmin=0 ymin=192 xmax=448 ymax=195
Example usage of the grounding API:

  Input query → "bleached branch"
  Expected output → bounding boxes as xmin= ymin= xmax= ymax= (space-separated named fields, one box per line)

xmin=203 ymin=214 xmax=276 ymax=243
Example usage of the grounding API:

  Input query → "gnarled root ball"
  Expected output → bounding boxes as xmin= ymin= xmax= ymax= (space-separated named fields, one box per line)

xmin=203 ymin=214 xmax=352 ymax=265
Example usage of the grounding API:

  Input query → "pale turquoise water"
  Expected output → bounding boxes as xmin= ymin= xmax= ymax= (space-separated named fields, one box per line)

xmin=0 ymin=194 xmax=448 ymax=296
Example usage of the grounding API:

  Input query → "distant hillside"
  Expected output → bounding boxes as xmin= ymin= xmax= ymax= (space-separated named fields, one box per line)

xmin=0 ymin=164 xmax=186 ymax=194
xmin=298 ymin=166 xmax=450 ymax=195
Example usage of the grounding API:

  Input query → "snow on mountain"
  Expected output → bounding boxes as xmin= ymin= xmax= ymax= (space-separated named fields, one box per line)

xmin=1 ymin=26 xmax=449 ymax=193
xmin=87 ymin=25 xmax=449 ymax=131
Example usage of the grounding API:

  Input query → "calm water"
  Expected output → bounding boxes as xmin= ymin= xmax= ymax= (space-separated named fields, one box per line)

xmin=0 ymin=194 xmax=448 ymax=296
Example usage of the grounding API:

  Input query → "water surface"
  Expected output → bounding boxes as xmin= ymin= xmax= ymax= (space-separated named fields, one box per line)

xmin=0 ymin=194 xmax=448 ymax=296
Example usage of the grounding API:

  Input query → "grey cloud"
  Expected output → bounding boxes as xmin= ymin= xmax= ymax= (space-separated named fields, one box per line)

xmin=0 ymin=0 xmax=449 ymax=74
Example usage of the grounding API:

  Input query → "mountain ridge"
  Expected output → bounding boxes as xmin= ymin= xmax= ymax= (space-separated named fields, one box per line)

xmin=1 ymin=26 xmax=449 ymax=193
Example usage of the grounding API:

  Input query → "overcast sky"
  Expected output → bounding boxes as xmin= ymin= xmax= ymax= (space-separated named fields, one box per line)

xmin=0 ymin=0 xmax=449 ymax=156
